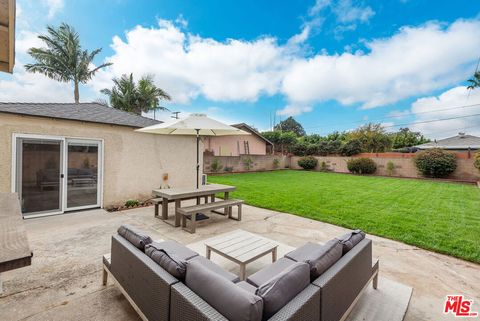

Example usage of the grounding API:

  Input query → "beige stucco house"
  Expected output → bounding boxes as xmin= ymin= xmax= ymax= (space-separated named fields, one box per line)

xmin=0 ymin=0 xmax=15 ymax=73
xmin=0 ymin=103 xmax=201 ymax=218
xmin=204 ymin=123 xmax=273 ymax=156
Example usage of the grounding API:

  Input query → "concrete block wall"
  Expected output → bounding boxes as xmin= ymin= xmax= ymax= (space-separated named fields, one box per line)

xmin=204 ymin=154 xmax=290 ymax=173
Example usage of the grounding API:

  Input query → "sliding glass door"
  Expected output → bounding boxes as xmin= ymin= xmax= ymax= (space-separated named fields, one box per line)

xmin=15 ymin=138 xmax=63 ymax=215
xmin=65 ymin=140 xmax=100 ymax=210
xmin=14 ymin=135 xmax=102 ymax=217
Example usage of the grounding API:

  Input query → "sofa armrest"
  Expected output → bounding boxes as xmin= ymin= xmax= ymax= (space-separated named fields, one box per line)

xmin=110 ymin=235 xmax=178 ymax=321
xmin=312 ymin=238 xmax=373 ymax=321
xmin=268 ymin=284 xmax=320 ymax=321
xmin=170 ymin=282 xmax=228 ymax=321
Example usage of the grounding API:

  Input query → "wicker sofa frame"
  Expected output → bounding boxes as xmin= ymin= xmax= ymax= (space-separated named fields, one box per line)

xmin=103 ymin=235 xmax=378 ymax=321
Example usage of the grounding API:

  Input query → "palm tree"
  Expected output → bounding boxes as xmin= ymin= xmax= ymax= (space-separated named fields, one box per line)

xmin=467 ymin=71 xmax=480 ymax=90
xmin=101 ymin=73 xmax=171 ymax=115
xmin=25 ymin=23 xmax=112 ymax=103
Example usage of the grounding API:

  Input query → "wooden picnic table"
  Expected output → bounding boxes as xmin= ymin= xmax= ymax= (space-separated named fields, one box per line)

xmin=152 ymin=183 xmax=236 ymax=227
xmin=0 ymin=193 xmax=33 ymax=294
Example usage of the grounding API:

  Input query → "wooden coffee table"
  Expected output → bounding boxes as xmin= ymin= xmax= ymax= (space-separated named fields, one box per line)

xmin=204 ymin=230 xmax=278 ymax=281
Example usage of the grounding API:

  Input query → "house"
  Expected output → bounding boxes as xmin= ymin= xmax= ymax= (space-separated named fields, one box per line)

xmin=204 ymin=123 xmax=273 ymax=156
xmin=0 ymin=0 xmax=15 ymax=73
xmin=0 ymin=103 xmax=200 ymax=218
xmin=415 ymin=132 xmax=480 ymax=151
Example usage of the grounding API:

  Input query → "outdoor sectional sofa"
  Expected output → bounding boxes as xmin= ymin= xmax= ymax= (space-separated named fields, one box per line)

xmin=102 ymin=225 xmax=379 ymax=321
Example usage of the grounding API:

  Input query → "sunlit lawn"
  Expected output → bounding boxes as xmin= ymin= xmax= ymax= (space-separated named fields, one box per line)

xmin=209 ymin=170 xmax=480 ymax=263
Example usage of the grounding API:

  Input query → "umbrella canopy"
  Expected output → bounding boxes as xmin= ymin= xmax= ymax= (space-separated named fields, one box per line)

xmin=136 ymin=113 xmax=250 ymax=188
xmin=136 ymin=113 xmax=250 ymax=136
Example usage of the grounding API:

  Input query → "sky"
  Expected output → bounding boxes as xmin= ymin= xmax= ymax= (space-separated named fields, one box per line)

xmin=2 ymin=0 xmax=480 ymax=138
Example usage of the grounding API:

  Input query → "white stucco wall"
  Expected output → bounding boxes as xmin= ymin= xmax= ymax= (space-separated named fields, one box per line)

xmin=0 ymin=113 xmax=202 ymax=207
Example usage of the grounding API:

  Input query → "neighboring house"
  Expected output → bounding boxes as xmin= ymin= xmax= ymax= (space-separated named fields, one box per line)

xmin=0 ymin=103 xmax=200 ymax=218
xmin=0 ymin=0 xmax=15 ymax=73
xmin=204 ymin=123 xmax=273 ymax=156
xmin=415 ymin=133 xmax=480 ymax=151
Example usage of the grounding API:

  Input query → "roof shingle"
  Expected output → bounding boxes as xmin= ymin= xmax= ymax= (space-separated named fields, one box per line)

xmin=0 ymin=102 xmax=161 ymax=128
xmin=415 ymin=133 xmax=480 ymax=149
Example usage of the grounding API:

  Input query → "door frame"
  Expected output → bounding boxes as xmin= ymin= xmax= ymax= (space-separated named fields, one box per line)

xmin=11 ymin=133 xmax=104 ymax=218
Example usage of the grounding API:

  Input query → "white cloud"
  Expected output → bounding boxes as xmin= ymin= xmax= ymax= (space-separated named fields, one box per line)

xmin=0 ymin=64 xmax=73 ymax=102
xmin=91 ymin=20 xmax=289 ymax=103
xmin=282 ymin=19 xmax=480 ymax=109
xmin=333 ymin=0 xmax=375 ymax=24
xmin=42 ymin=0 xmax=64 ymax=19
xmin=276 ymin=104 xmax=312 ymax=116
xmin=387 ymin=109 xmax=410 ymax=119
xmin=409 ymin=86 xmax=480 ymax=138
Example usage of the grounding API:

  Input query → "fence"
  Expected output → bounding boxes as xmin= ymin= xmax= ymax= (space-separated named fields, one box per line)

xmin=204 ymin=154 xmax=290 ymax=173
xmin=204 ymin=152 xmax=480 ymax=182
xmin=290 ymin=153 xmax=480 ymax=182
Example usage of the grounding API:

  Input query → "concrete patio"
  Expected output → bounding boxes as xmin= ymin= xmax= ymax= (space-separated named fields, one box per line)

xmin=0 ymin=202 xmax=479 ymax=321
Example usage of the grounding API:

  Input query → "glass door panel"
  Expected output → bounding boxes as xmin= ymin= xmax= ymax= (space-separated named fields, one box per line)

xmin=17 ymin=138 xmax=62 ymax=215
xmin=66 ymin=141 xmax=100 ymax=209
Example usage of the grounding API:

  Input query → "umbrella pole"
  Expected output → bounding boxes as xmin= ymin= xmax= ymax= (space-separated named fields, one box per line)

xmin=196 ymin=129 xmax=200 ymax=189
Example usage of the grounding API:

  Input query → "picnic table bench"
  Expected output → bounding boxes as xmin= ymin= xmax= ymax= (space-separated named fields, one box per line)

xmin=177 ymin=199 xmax=244 ymax=233
xmin=0 ymin=193 xmax=33 ymax=294
xmin=152 ymin=184 xmax=236 ymax=227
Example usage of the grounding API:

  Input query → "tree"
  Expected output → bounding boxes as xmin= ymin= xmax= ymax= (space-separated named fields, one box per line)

xmin=347 ymin=123 xmax=392 ymax=153
xmin=390 ymin=128 xmax=430 ymax=149
xmin=25 ymin=23 xmax=111 ymax=103
xmin=262 ymin=131 xmax=298 ymax=154
xmin=101 ymin=73 xmax=171 ymax=115
xmin=467 ymin=71 xmax=480 ymax=90
xmin=274 ymin=117 xmax=306 ymax=136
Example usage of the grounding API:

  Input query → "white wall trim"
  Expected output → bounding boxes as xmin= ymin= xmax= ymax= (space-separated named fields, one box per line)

xmin=11 ymin=132 xmax=104 ymax=217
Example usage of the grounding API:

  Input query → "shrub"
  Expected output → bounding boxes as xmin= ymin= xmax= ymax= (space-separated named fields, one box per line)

xmin=319 ymin=161 xmax=328 ymax=172
xmin=243 ymin=157 xmax=254 ymax=170
xmin=386 ymin=161 xmax=395 ymax=176
xmin=272 ymin=158 xmax=280 ymax=169
xmin=413 ymin=148 xmax=457 ymax=178
xmin=347 ymin=158 xmax=377 ymax=174
xmin=298 ymin=156 xmax=318 ymax=170
xmin=210 ymin=158 xmax=222 ymax=172
xmin=125 ymin=199 xmax=140 ymax=207
xmin=474 ymin=151 xmax=480 ymax=172
xmin=339 ymin=139 xmax=362 ymax=156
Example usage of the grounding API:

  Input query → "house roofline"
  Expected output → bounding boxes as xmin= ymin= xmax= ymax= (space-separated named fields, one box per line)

xmin=231 ymin=123 xmax=274 ymax=146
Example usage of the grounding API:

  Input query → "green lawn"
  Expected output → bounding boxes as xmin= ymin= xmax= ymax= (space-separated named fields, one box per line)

xmin=209 ymin=170 xmax=480 ymax=263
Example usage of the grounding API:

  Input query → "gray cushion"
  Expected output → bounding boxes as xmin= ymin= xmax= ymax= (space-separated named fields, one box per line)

xmin=256 ymin=262 xmax=310 ymax=319
xmin=285 ymin=239 xmax=342 ymax=279
xmin=186 ymin=260 xmax=263 ymax=321
xmin=236 ymin=281 xmax=258 ymax=294
xmin=189 ymin=256 xmax=240 ymax=283
xmin=145 ymin=240 xmax=199 ymax=279
xmin=117 ymin=224 xmax=152 ymax=251
xmin=338 ymin=230 xmax=366 ymax=254
xmin=247 ymin=257 xmax=297 ymax=287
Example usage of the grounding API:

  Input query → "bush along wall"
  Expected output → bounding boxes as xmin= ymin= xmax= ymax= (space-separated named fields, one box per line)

xmin=413 ymin=148 xmax=457 ymax=178
xmin=347 ymin=158 xmax=377 ymax=174
xmin=298 ymin=156 xmax=318 ymax=170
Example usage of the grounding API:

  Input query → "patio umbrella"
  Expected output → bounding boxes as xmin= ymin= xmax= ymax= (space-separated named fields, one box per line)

xmin=136 ymin=113 xmax=249 ymax=188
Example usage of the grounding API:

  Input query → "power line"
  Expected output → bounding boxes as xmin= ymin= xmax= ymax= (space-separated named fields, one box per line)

xmin=381 ymin=112 xmax=480 ymax=129
xmin=304 ymin=102 xmax=480 ymax=130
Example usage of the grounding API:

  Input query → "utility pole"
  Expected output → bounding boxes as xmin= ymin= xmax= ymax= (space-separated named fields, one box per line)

xmin=171 ymin=111 xmax=180 ymax=119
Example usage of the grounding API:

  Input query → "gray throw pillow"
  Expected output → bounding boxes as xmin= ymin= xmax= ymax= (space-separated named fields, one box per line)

xmin=145 ymin=241 xmax=198 ymax=280
xmin=256 ymin=262 xmax=310 ymax=319
xmin=117 ymin=224 xmax=152 ymax=251
xmin=338 ymin=230 xmax=365 ymax=254
xmin=186 ymin=260 xmax=263 ymax=321
xmin=286 ymin=239 xmax=343 ymax=279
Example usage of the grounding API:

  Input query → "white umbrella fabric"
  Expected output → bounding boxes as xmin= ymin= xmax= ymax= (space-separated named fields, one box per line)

xmin=136 ymin=113 xmax=250 ymax=188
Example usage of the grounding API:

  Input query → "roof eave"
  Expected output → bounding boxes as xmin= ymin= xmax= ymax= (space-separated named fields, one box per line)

xmin=0 ymin=0 xmax=15 ymax=73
